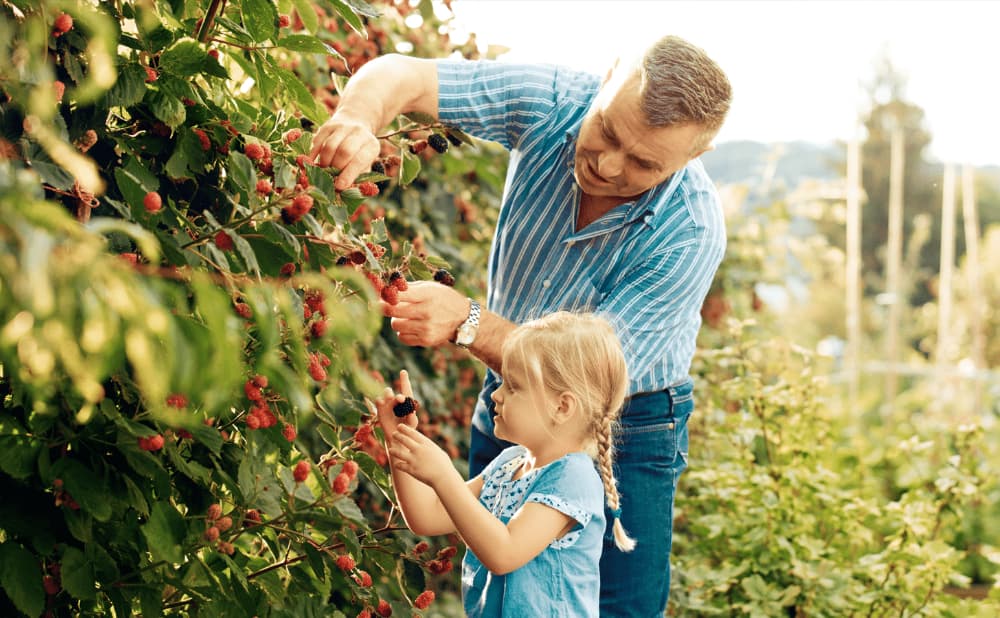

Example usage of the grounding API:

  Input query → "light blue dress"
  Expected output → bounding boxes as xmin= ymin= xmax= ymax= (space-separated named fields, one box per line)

xmin=462 ymin=446 xmax=606 ymax=617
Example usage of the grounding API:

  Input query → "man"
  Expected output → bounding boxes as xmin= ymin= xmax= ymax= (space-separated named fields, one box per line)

xmin=309 ymin=35 xmax=731 ymax=617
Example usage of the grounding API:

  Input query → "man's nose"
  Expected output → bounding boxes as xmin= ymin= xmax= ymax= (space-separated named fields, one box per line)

xmin=596 ymin=149 xmax=624 ymax=179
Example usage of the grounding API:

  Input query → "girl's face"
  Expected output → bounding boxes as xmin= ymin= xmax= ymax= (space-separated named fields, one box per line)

xmin=490 ymin=355 xmax=559 ymax=447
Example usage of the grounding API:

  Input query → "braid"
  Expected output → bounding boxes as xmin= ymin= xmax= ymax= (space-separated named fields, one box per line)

xmin=597 ymin=415 xmax=635 ymax=552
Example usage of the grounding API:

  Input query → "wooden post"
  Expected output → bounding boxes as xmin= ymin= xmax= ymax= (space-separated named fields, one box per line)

xmin=845 ymin=138 xmax=862 ymax=408
xmin=962 ymin=164 xmax=985 ymax=412
xmin=937 ymin=164 xmax=957 ymax=367
xmin=883 ymin=124 xmax=905 ymax=408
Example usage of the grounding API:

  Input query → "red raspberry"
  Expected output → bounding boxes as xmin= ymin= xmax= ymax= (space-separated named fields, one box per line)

xmin=291 ymin=194 xmax=313 ymax=215
xmin=414 ymin=590 xmax=435 ymax=610
xmin=208 ymin=49 xmax=220 ymax=60
xmin=295 ymin=154 xmax=311 ymax=169
xmin=234 ymin=302 xmax=252 ymax=319
xmin=256 ymin=405 xmax=277 ymax=428
xmin=203 ymin=526 xmax=220 ymax=542
xmin=354 ymin=570 xmax=372 ymax=587
xmin=365 ymin=241 xmax=386 ymax=258
xmin=53 ymin=12 xmax=73 ymax=35
xmin=357 ymin=181 xmax=379 ymax=197
xmin=427 ymin=558 xmax=452 ymax=574
xmin=43 ymin=575 xmax=60 ymax=595
xmin=282 ymin=423 xmax=296 ymax=442
xmin=308 ymin=354 xmax=327 ymax=381
xmin=215 ymin=516 xmax=233 ymax=532
xmin=388 ymin=272 xmax=408 ymax=291
xmin=139 ymin=434 xmax=165 ymax=451
xmin=244 ymin=143 xmax=265 ymax=160
xmin=357 ymin=610 xmax=371 ymax=618
xmin=217 ymin=541 xmax=235 ymax=555
xmin=176 ymin=429 xmax=193 ymax=440
xmin=278 ymin=14 xmax=291 ymax=27
xmin=244 ymin=379 xmax=263 ymax=402
xmin=332 ymin=471 xmax=351 ymax=494
xmin=207 ymin=504 xmax=223 ymax=521
xmin=255 ymin=179 xmax=272 ymax=195
xmin=53 ymin=81 xmax=65 ymax=103
xmin=336 ymin=554 xmax=356 ymax=572
xmin=375 ymin=599 xmax=392 ymax=617
xmin=144 ymin=66 xmax=158 ymax=83
xmin=120 ymin=252 xmax=139 ymax=265
xmin=252 ymin=374 xmax=268 ymax=388
xmin=342 ymin=460 xmax=360 ymax=479
xmin=310 ymin=319 xmax=327 ymax=338
xmin=437 ymin=546 xmax=458 ymax=559
xmin=318 ymin=352 xmax=331 ymax=367
xmin=413 ymin=541 xmax=430 ymax=555
xmin=166 ymin=393 xmax=188 ymax=408
xmin=214 ymin=230 xmax=234 ymax=251
xmin=280 ymin=262 xmax=296 ymax=276
xmin=182 ymin=97 xmax=196 ymax=107
xmin=409 ymin=140 xmax=428 ymax=154
xmin=283 ymin=128 xmax=302 ymax=143
xmin=143 ymin=191 xmax=162 ymax=213
xmin=293 ymin=460 xmax=310 ymax=483
xmin=193 ymin=128 xmax=211 ymax=151
xmin=245 ymin=412 xmax=261 ymax=430
xmin=244 ymin=509 xmax=261 ymax=526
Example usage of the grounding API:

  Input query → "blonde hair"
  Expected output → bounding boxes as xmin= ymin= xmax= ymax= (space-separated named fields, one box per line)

xmin=502 ymin=312 xmax=635 ymax=552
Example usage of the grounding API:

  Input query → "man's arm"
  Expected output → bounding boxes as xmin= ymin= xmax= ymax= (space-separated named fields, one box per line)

xmin=308 ymin=54 xmax=439 ymax=189
xmin=382 ymin=281 xmax=514 ymax=373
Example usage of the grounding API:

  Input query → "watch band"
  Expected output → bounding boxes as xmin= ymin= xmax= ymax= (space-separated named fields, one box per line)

xmin=454 ymin=299 xmax=481 ymax=348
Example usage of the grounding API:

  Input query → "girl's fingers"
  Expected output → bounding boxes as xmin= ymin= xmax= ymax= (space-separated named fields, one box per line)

xmin=399 ymin=370 xmax=413 ymax=398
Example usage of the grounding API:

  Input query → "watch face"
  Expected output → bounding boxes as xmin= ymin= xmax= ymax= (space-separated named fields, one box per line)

xmin=456 ymin=324 xmax=476 ymax=346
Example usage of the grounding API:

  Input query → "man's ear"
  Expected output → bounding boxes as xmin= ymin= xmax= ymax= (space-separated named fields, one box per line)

xmin=691 ymin=144 xmax=713 ymax=160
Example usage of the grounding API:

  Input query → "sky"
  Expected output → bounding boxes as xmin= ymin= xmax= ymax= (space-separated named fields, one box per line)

xmin=444 ymin=1 xmax=1000 ymax=167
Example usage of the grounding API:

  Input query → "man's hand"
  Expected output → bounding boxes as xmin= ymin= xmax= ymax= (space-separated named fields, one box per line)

xmin=387 ymin=424 xmax=457 ymax=488
xmin=382 ymin=281 xmax=469 ymax=347
xmin=371 ymin=370 xmax=418 ymax=446
xmin=308 ymin=115 xmax=381 ymax=190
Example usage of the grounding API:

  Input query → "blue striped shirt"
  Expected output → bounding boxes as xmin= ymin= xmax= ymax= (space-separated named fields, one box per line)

xmin=437 ymin=60 xmax=726 ymax=432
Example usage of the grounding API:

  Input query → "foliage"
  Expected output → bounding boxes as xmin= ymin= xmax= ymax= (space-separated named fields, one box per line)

xmin=0 ymin=0 xmax=501 ymax=615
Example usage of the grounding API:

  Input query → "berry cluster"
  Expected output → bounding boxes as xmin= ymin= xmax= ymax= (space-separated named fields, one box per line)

xmin=138 ymin=434 xmax=165 ymax=451
xmin=204 ymin=503 xmax=235 ymax=554
xmin=243 ymin=374 xmax=280 ymax=430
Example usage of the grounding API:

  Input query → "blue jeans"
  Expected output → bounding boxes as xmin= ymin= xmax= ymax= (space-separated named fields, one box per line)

xmin=468 ymin=380 xmax=693 ymax=617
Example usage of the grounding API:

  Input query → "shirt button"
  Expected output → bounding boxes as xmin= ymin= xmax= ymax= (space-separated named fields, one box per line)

xmin=542 ymin=280 xmax=551 ymax=288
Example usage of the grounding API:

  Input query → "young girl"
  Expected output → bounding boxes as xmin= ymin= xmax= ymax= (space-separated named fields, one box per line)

xmin=373 ymin=311 xmax=634 ymax=617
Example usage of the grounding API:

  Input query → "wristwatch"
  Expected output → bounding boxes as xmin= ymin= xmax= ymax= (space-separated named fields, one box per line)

xmin=454 ymin=299 xmax=481 ymax=349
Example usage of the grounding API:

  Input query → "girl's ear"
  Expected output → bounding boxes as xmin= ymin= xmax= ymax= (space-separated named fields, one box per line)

xmin=551 ymin=391 xmax=579 ymax=426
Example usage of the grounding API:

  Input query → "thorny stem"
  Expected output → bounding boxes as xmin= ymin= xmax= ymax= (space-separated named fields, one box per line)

xmin=197 ymin=0 xmax=225 ymax=43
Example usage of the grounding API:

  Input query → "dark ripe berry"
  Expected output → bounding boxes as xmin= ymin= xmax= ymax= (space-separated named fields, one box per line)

xmin=428 ymin=133 xmax=449 ymax=154
xmin=393 ymin=396 xmax=417 ymax=417
xmin=336 ymin=256 xmax=350 ymax=266
xmin=388 ymin=271 xmax=408 ymax=291
xmin=349 ymin=251 xmax=366 ymax=265
xmin=446 ymin=131 xmax=464 ymax=147
xmin=433 ymin=268 xmax=456 ymax=287
xmin=214 ymin=230 xmax=234 ymax=251
xmin=370 ymin=161 xmax=390 ymax=192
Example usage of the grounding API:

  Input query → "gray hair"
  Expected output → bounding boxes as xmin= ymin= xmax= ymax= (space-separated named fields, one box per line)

xmin=637 ymin=35 xmax=732 ymax=150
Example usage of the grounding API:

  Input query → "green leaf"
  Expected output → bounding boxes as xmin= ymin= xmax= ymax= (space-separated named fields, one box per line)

xmin=0 ymin=418 xmax=40 ymax=479
xmin=149 ymin=90 xmax=186 ymax=128
xmin=165 ymin=128 xmax=210 ymax=180
xmin=160 ymin=39 xmax=210 ymax=76
xmin=114 ymin=157 xmax=159 ymax=215
xmin=291 ymin=0 xmax=319 ymax=32
xmin=187 ymin=421 xmax=225 ymax=455
xmin=339 ymin=0 xmax=380 ymax=18
xmin=400 ymin=151 xmax=421 ymax=185
xmin=227 ymin=151 xmax=257 ymax=194
xmin=0 ymin=542 xmax=45 ymax=617
xmin=87 ymin=218 xmax=162 ymax=263
xmin=260 ymin=221 xmax=301 ymax=259
xmin=138 ymin=587 xmax=164 ymax=618
xmin=58 ymin=460 xmax=114 ymax=522
xmin=105 ymin=64 xmax=148 ymax=108
xmin=142 ymin=501 xmax=186 ymax=564
xmin=274 ymin=66 xmax=327 ymax=124
xmin=62 ymin=546 xmax=97 ymax=601
xmin=370 ymin=217 xmax=387 ymax=242
xmin=331 ymin=0 xmax=367 ymax=35
xmin=277 ymin=35 xmax=340 ymax=57
xmin=242 ymin=0 xmax=279 ymax=43
xmin=332 ymin=496 xmax=366 ymax=524
xmin=403 ymin=111 xmax=438 ymax=126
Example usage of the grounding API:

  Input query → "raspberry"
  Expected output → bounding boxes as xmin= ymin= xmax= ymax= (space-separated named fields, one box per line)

xmin=53 ymin=81 xmax=65 ymax=103
xmin=392 ymin=397 xmax=417 ymax=418
xmin=308 ymin=354 xmax=327 ymax=381
xmin=245 ymin=412 xmax=261 ymax=430
xmin=357 ymin=610 xmax=372 ymax=618
xmin=427 ymin=558 xmax=452 ymax=574
xmin=166 ymin=393 xmax=188 ymax=408
xmin=278 ymin=14 xmax=291 ymax=28
xmin=291 ymin=194 xmax=313 ymax=215
xmin=244 ymin=143 xmax=265 ymax=160
xmin=348 ymin=251 xmax=366 ymax=265
xmin=77 ymin=129 xmax=98 ymax=152
xmin=310 ymin=319 xmax=327 ymax=338
xmin=214 ymin=230 xmax=234 ymax=251
xmin=365 ymin=241 xmax=386 ymax=258
xmin=207 ymin=504 xmax=223 ymax=521
xmin=413 ymin=541 xmax=430 ymax=555
xmin=143 ymin=191 xmax=162 ymax=213
xmin=256 ymin=179 xmax=272 ymax=195
xmin=244 ymin=379 xmax=263 ymax=402
xmin=203 ymin=526 xmax=220 ymax=542
xmin=295 ymin=154 xmax=311 ymax=169
xmin=280 ymin=262 xmax=296 ymax=276
xmin=336 ymin=554 xmax=356 ymax=572
xmin=380 ymin=285 xmax=398 ymax=305
xmin=215 ymin=516 xmax=233 ymax=532
xmin=193 ymin=128 xmax=211 ymax=151
xmin=120 ymin=252 xmax=139 ymax=265
xmin=388 ymin=272 xmax=408 ymax=291
xmin=208 ymin=49 xmax=220 ymax=60
xmin=332 ymin=471 xmax=351 ymax=494
xmin=414 ymin=590 xmax=435 ymax=609
xmin=234 ymin=302 xmax=252 ymax=319
xmin=342 ymin=460 xmax=360 ymax=479
xmin=243 ymin=509 xmax=261 ymax=526
xmin=139 ymin=434 xmax=165 ymax=451
xmin=43 ymin=575 xmax=60 ymax=595
xmin=437 ymin=546 xmax=458 ymax=559
xmin=283 ymin=128 xmax=302 ymax=143
xmin=433 ymin=269 xmax=455 ymax=286
xmin=427 ymin=134 xmax=449 ymax=154
xmin=144 ymin=66 xmax=158 ymax=83
xmin=182 ymin=97 xmax=196 ymax=107
xmin=376 ymin=600 xmax=392 ymax=617
xmin=176 ymin=429 xmax=193 ymax=440
xmin=282 ymin=423 xmax=296 ymax=442
xmin=357 ymin=181 xmax=379 ymax=197
xmin=409 ymin=140 xmax=427 ymax=155
xmin=53 ymin=12 xmax=73 ymax=35
xmin=217 ymin=541 xmax=235 ymax=555
xmin=370 ymin=161 xmax=390 ymax=193
xmin=354 ymin=570 xmax=372 ymax=587
xmin=293 ymin=460 xmax=310 ymax=483
xmin=252 ymin=374 xmax=268 ymax=388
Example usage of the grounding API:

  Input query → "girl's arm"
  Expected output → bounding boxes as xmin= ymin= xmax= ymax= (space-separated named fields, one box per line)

xmin=391 ymin=425 xmax=576 ymax=575
xmin=373 ymin=371 xmax=483 ymax=536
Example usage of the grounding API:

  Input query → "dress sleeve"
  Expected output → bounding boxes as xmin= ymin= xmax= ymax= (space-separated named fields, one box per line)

xmin=523 ymin=456 xmax=604 ymax=547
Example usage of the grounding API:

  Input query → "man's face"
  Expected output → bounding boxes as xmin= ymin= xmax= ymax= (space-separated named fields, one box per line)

xmin=574 ymin=70 xmax=709 ymax=200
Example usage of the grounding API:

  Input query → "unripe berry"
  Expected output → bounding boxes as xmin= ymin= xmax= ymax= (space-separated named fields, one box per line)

xmin=342 ymin=460 xmax=360 ymax=479
xmin=53 ymin=13 xmax=74 ymax=36
xmin=53 ymin=81 xmax=65 ymax=103
xmin=203 ymin=526 xmax=220 ymax=542
xmin=207 ymin=504 xmax=223 ymax=520
xmin=332 ymin=471 xmax=351 ymax=494
xmin=256 ymin=179 xmax=273 ymax=195
xmin=376 ymin=599 xmax=392 ymax=617
xmin=414 ymin=590 xmax=435 ymax=610
xmin=215 ymin=516 xmax=233 ymax=532
xmin=293 ymin=460 xmax=310 ymax=483
xmin=143 ymin=191 xmax=162 ymax=213
xmin=244 ymin=143 xmax=265 ymax=160
xmin=357 ymin=181 xmax=379 ymax=197
xmin=144 ymin=66 xmax=158 ymax=83
xmin=336 ymin=554 xmax=356 ymax=571
xmin=282 ymin=423 xmax=296 ymax=442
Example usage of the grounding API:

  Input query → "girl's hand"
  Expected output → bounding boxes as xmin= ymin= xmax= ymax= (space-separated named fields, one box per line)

xmin=371 ymin=370 xmax=418 ymax=446
xmin=388 ymin=424 xmax=455 ymax=488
